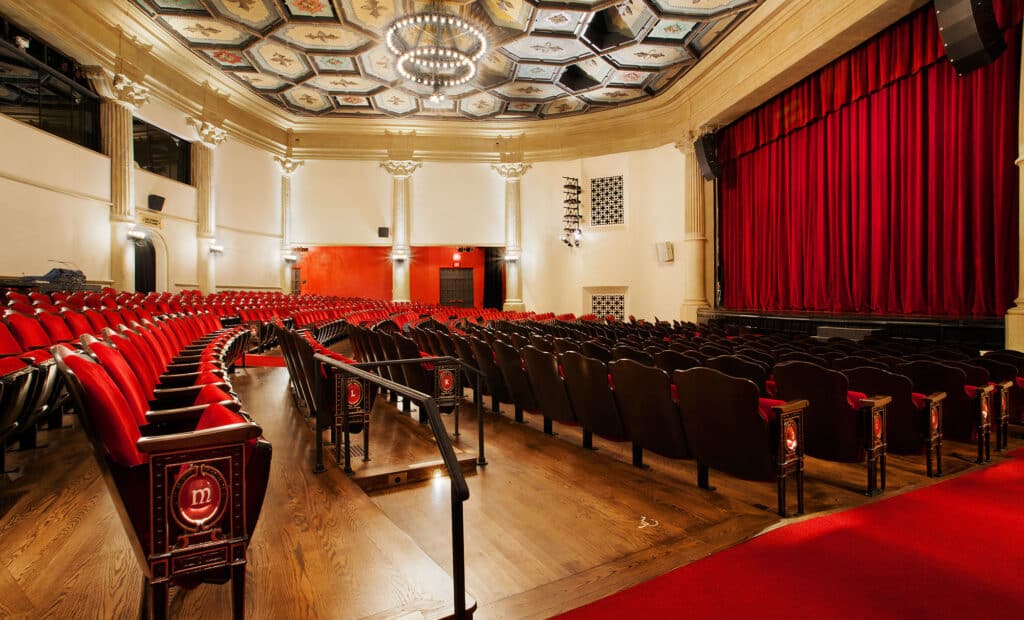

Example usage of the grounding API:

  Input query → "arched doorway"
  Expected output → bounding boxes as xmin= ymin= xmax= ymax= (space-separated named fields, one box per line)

xmin=134 ymin=237 xmax=156 ymax=293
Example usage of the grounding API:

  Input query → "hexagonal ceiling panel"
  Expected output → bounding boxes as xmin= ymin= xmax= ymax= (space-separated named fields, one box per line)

xmin=131 ymin=0 xmax=761 ymax=120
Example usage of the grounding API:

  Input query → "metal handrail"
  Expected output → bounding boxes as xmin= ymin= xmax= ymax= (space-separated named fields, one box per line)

xmin=315 ymin=353 xmax=470 ymax=619
xmin=349 ymin=355 xmax=489 ymax=466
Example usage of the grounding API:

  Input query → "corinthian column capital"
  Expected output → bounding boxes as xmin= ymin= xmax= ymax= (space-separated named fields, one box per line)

xmin=274 ymin=155 xmax=305 ymax=176
xmin=187 ymin=117 xmax=228 ymax=148
xmin=491 ymin=162 xmax=531 ymax=180
xmin=381 ymin=160 xmax=421 ymax=177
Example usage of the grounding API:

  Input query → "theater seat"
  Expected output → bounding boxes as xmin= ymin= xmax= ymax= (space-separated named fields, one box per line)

xmin=53 ymin=345 xmax=270 ymax=619
xmin=560 ymin=351 xmax=631 ymax=451
xmin=493 ymin=339 xmax=539 ymax=424
xmin=843 ymin=366 xmax=945 ymax=476
xmin=774 ymin=361 xmax=891 ymax=495
xmin=674 ymin=367 xmax=808 ymax=516
xmin=610 ymin=359 xmax=688 ymax=467
xmin=522 ymin=345 xmax=577 ymax=436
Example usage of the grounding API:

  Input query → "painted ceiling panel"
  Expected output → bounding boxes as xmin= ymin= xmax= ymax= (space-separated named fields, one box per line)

xmin=131 ymin=0 xmax=760 ymax=120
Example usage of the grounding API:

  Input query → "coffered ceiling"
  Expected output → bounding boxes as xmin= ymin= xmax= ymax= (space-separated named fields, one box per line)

xmin=129 ymin=0 xmax=760 ymax=121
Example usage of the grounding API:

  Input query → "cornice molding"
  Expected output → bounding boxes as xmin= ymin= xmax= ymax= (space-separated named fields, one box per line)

xmin=0 ymin=0 xmax=927 ymax=162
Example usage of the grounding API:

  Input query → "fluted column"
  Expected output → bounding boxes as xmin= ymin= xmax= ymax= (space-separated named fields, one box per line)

xmin=676 ymin=136 xmax=710 ymax=323
xmin=275 ymin=156 xmax=304 ymax=294
xmin=1006 ymin=26 xmax=1024 ymax=350
xmin=88 ymin=68 xmax=150 ymax=292
xmin=492 ymin=163 xmax=531 ymax=311
xmin=381 ymin=160 xmax=421 ymax=302
xmin=189 ymin=119 xmax=226 ymax=295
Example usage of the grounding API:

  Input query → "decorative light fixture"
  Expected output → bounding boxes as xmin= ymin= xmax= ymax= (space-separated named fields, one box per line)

xmin=209 ymin=241 xmax=224 ymax=254
xmin=126 ymin=229 xmax=147 ymax=241
xmin=385 ymin=4 xmax=487 ymax=102
xmin=282 ymin=252 xmax=299 ymax=264
xmin=560 ymin=177 xmax=583 ymax=248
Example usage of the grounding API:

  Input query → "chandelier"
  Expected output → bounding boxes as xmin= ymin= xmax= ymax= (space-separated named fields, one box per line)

xmin=384 ymin=5 xmax=487 ymax=103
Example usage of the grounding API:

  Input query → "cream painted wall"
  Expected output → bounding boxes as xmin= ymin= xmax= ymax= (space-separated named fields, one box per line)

xmin=519 ymin=144 xmax=690 ymax=320
xmin=521 ymin=159 xmax=584 ymax=315
xmin=411 ymin=163 xmax=505 ymax=246
xmin=212 ymin=139 xmax=283 ymax=289
xmin=291 ymin=159 xmax=391 ymax=246
xmin=0 ymin=113 xmax=112 ymax=281
xmin=134 ymin=169 xmax=198 ymax=291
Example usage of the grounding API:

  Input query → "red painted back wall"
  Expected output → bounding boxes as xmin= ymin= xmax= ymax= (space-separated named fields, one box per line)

xmin=297 ymin=246 xmax=392 ymax=299
xmin=410 ymin=246 xmax=485 ymax=308
xmin=298 ymin=245 xmax=486 ymax=308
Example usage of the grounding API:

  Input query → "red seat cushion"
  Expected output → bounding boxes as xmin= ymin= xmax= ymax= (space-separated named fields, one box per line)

xmin=0 ymin=356 xmax=28 ymax=375
xmin=965 ymin=385 xmax=979 ymax=399
xmin=193 ymin=384 xmax=234 ymax=407
xmin=765 ymin=379 xmax=778 ymax=398
xmin=911 ymin=392 xmax=928 ymax=410
xmin=847 ymin=390 xmax=869 ymax=411
xmin=758 ymin=398 xmax=786 ymax=423
xmin=61 ymin=351 xmax=145 ymax=467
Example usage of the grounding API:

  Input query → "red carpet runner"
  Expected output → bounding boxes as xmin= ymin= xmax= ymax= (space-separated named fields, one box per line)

xmin=242 ymin=354 xmax=286 ymax=368
xmin=559 ymin=449 xmax=1024 ymax=618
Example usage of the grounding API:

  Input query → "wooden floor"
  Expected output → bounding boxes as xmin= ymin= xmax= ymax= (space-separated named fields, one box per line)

xmin=0 ymin=351 xmax=1019 ymax=619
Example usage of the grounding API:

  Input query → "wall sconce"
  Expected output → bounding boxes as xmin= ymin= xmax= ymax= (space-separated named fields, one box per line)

xmin=283 ymin=253 xmax=299 ymax=264
xmin=126 ymin=229 xmax=147 ymax=241
xmin=504 ymin=250 xmax=521 ymax=262
xmin=390 ymin=248 xmax=409 ymax=262
xmin=209 ymin=241 xmax=225 ymax=254
xmin=452 ymin=252 xmax=462 ymax=263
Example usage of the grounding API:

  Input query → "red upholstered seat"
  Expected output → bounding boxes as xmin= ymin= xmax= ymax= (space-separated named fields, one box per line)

xmin=37 ymin=312 xmax=75 ymax=344
xmin=758 ymin=398 xmax=786 ymax=423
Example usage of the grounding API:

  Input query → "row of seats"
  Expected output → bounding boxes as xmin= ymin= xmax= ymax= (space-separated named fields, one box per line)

xmin=387 ymin=322 xmax=809 ymax=516
xmin=47 ymin=302 xmax=270 ymax=619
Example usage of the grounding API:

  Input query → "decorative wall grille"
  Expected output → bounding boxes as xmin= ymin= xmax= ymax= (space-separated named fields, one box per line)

xmin=591 ymin=294 xmax=625 ymax=321
xmin=590 ymin=175 xmax=624 ymax=226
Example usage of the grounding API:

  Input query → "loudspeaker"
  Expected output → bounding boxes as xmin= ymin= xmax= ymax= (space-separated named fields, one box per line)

xmin=656 ymin=241 xmax=674 ymax=263
xmin=694 ymin=133 xmax=721 ymax=181
xmin=377 ymin=226 xmax=390 ymax=238
xmin=147 ymin=194 xmax=165 ymax=212
xmin=934 ymin=0 xmax=1006 ymax=75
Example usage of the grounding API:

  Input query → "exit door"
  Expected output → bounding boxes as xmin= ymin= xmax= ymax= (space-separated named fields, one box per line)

xmin=440 ymin=268 xmax=474 ymax=308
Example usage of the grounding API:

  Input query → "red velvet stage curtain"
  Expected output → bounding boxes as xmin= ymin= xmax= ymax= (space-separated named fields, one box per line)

xmin=719 ymin=1 xmax=1022 ymax=317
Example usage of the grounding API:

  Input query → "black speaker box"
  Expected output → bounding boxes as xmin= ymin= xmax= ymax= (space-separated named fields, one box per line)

xmin=934 ymin=0 xmax=1006 ymax=75
xmin=377 ymin=226 xmax=390 ymax=238
xmin=694 ymin=133 xmax=721 ymax=181
xmin=147 ymin=194 xmax=165 ymax=212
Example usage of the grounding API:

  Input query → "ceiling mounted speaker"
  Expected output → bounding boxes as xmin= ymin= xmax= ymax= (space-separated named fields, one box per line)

xmin=147 ymin=194 xmax=165 ymax=212
xmin=694 ymin=133 xmax=721 ymax=181
xmin=934 ymin=0 xmax=1006 ymax=75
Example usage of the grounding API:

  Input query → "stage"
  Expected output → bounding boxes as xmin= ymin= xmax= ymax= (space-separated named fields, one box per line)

xmin=697 ymin=308 xmax=1006 ymax=349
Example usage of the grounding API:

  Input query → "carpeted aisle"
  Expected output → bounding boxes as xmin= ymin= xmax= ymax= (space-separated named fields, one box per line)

xmin=559 ymin=449 xmax=1024 ymax=619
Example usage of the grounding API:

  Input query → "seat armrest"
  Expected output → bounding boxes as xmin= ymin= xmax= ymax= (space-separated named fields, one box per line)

xmin=925 ymin=391 xmax=947 ymax=404
xmin=136 ymin=421 xmax=262 ymax=453
xmin=145 ymin=404 xmax=208 ymax=424
xmin=772 ymin=399 xmax=809 ymax=415
xmin=858 ymin=395 xmax=892 ymax=409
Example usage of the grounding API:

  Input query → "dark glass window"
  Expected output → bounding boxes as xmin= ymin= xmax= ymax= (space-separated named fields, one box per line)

xmin=0 ymin=15 xmax=101 ymax=151
xmin=133 ymin=118 xmax=191 ymax=184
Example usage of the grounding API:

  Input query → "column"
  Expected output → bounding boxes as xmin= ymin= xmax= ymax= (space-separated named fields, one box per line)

xmin=492 ymin=163 xmax=531 ymax=312
xmin=274 ymin=156 xmax=304 ymax=294
xmin=381 ymin=160 xmax=421 ymax=302
xmin=189 ymin=118 xmax=227 ymax=295
xmin=676 ymin=136 xmax=710 ymax=323
xmin=88 ymin=69 xmax=149 ymax=292
xmin=1006 ymin=27 xmax=1024 ymax=350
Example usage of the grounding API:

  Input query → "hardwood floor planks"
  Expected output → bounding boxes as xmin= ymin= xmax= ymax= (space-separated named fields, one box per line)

xmin=0 ymin=350 xmax=1017 ymax=619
